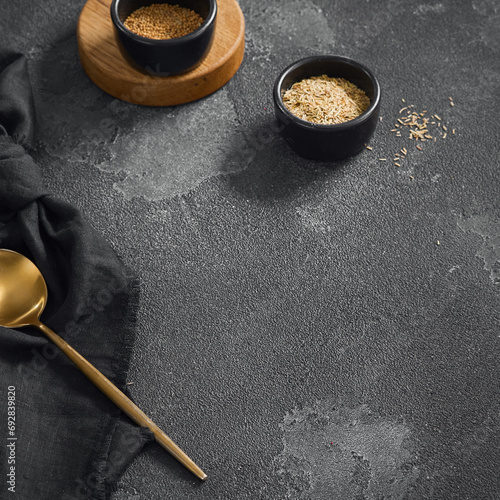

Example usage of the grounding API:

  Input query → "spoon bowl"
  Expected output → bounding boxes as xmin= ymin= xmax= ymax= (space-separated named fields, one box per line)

xmin=0 ymin=249 xmax=47 ymax=328
xmin=0 ymin=249 xmax=206 ymax=480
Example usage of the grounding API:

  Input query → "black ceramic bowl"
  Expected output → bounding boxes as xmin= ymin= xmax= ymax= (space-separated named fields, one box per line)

xmin=110 ymin=0 xmax=217 ymax=76
xmin=273 ymin=55 xmax=381 ymax=161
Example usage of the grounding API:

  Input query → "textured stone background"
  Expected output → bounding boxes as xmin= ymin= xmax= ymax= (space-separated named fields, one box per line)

xmin=2 ymin=0 xmax=500 ymax=498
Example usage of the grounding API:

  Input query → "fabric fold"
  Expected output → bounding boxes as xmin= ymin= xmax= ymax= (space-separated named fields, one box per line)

xmin=0 ymin=51 xmax=153 ymax=500
xmin=0 ymin=53 xmax=35 ymax=144
xmin=0 ymin=135 xmax=48 ymax=217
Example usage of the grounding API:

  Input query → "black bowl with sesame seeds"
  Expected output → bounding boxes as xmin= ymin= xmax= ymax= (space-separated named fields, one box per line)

xmin=111 ymin=0 xmax=217 ymax=76
xmin=273 ymin=55 xmax=381 ymax=161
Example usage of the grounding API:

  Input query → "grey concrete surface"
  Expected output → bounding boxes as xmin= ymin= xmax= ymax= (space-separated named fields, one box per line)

xmin=2 ymin=0 xmax=500 ymax=498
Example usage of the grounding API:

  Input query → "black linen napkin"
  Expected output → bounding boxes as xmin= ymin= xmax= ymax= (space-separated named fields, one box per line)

xmin=0 ymin=51 xmax=153 ymax=499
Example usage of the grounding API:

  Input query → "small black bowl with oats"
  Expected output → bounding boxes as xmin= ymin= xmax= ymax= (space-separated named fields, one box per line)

xmin=111 ymin=0 xmax=217 ymax=76
xmin=273 ymin=55 xmax=381 ymax=161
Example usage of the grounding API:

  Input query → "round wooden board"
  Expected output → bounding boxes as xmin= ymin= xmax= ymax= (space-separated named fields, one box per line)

xmin=77 ymin=0 xmax=245 ymax=106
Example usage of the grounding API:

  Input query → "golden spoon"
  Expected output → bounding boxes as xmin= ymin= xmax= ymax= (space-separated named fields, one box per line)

xmin=0 ymin=248 xmax=206 ymax=481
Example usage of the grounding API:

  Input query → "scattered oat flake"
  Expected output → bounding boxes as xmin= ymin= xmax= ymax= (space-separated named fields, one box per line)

xmin=366 ymin=146 xmax=373 ymax=150
xmin=395 ymin=162 xmax=401 ymax=167
xmin=379 ymin=158 xmax=387 ymax=161
xmin=437 ymin=240 xmax=440 ymax=245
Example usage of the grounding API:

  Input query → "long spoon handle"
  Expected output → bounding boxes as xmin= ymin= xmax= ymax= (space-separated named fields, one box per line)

xmin=35 ymin=321 xmax=207 ymax=481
